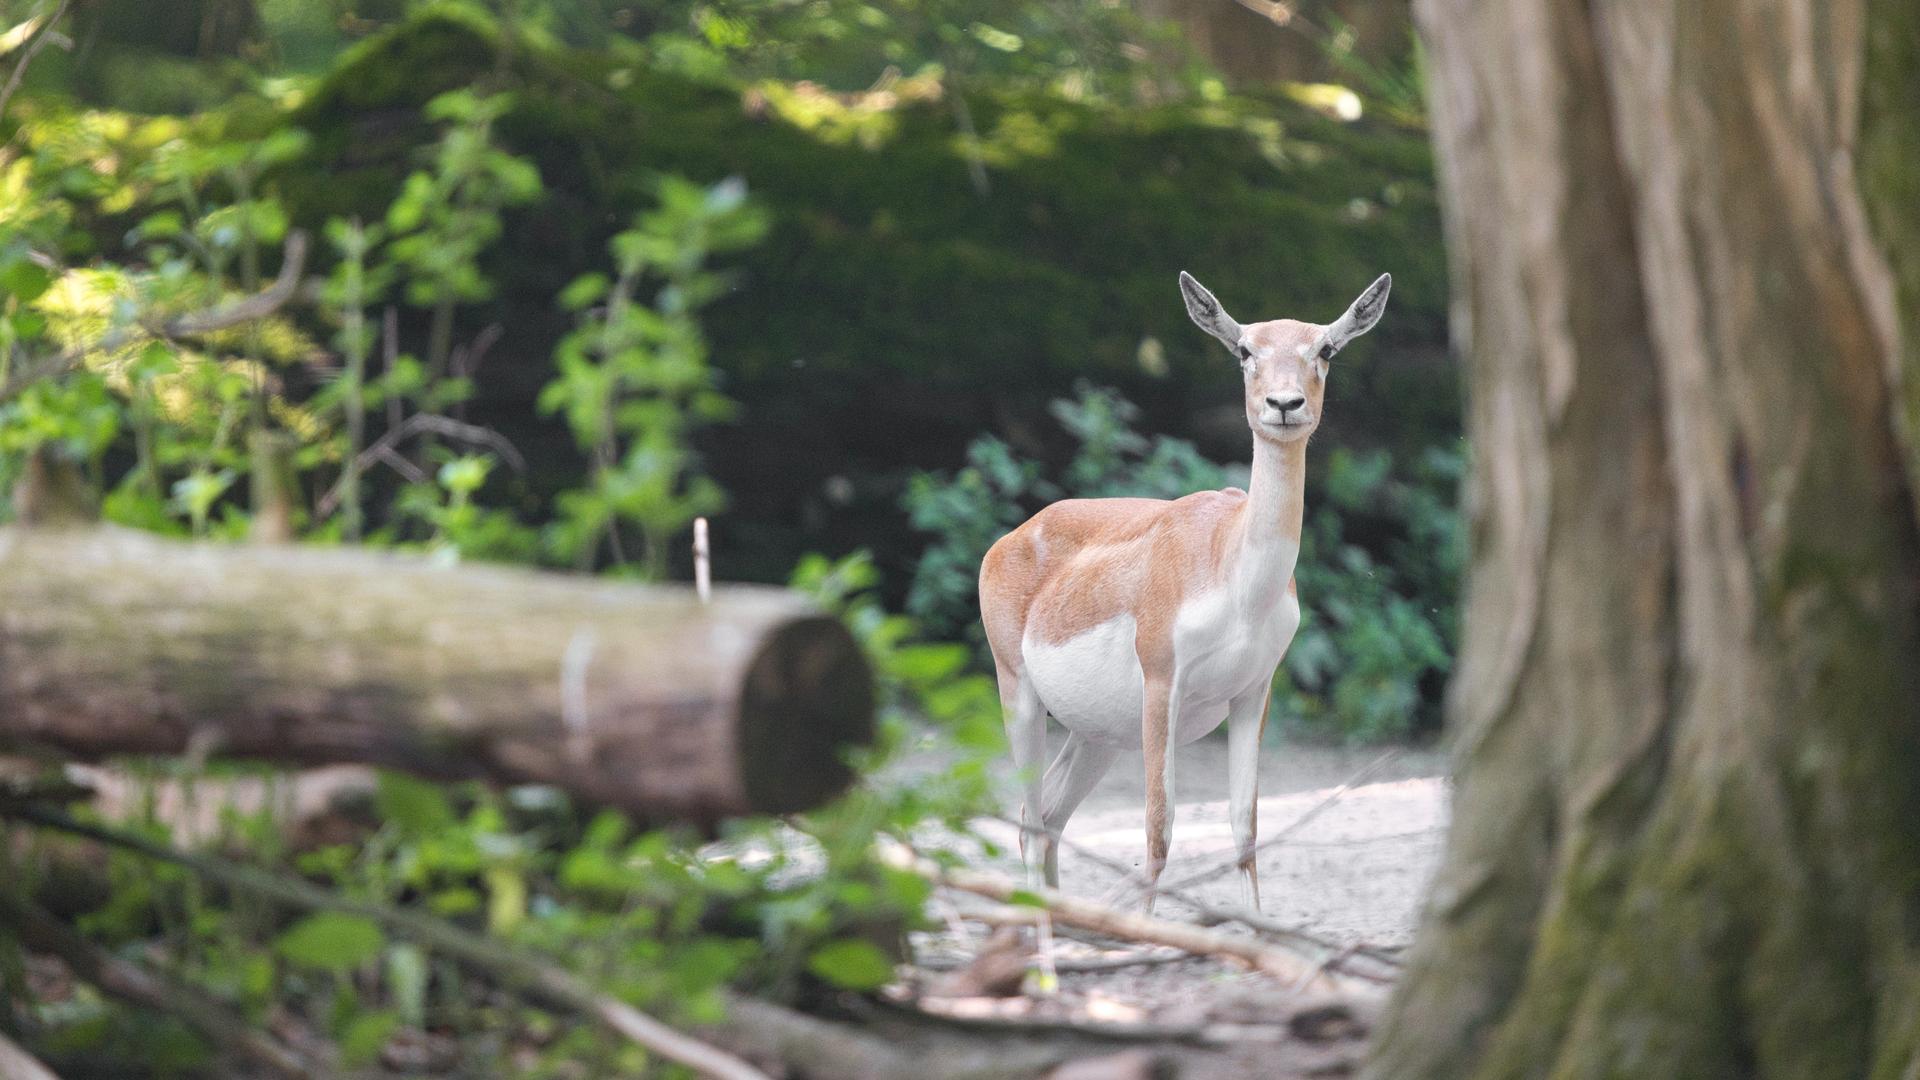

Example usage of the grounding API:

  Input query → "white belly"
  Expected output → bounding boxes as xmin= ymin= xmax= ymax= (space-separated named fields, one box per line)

xmin=1023 ymin=614 xmax=1144 ymax=745
xmin=1021 ymin=589 xmax=1301 ymax=748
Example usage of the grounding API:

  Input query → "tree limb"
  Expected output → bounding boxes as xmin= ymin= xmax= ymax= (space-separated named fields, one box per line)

xmin=0 ymin=230 xmax=310 ymax=403
xmin=1 ymin=803 xmax=771 ymax=1080
xmin=880 ymin=841 xmax=1381 ymax=998
xmin=0 ymin=0 xmax=70 ymax=123
xmin=159 ymin=230 xmax=309 ymax=338
xmin=0 ymin=891 xmax=311 ymax=1078
xmin=989 ymin=813 xmax=1400 ymax=982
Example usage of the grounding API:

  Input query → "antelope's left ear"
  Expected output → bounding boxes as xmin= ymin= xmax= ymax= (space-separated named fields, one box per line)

xmin=1320 ymin=273 xmax=1391 ymax=359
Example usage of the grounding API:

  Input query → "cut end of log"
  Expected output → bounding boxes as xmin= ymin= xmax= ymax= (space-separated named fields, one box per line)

xmin=737 ymin=615 xmax=875 ymax=813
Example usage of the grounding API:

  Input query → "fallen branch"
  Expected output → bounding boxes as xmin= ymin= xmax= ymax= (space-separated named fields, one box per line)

xmin=871 ymin=994 xmax=1276 ymax=1048
xmin=916 ymin=949 xmax=1189 ymax=975
xmin=880 ymin=841 xmax=1380 ymax=998
xmin=0 ymin=1030 xmax=62 ymax=1080
xmin=713 ymin=993 xmax=1076 ymax=1080
xmin=1161 ymin=750 xmax=1403 ymax=893
xmin=0 ymin=0 xmax=71 ymax=123
xmin=0 ymin=891 xmax=311 ymax=1078
xmin=990 ymin=811 xmax=1402 ymax=981
xmin=3 ymin=804 xmax=770 ymax=1080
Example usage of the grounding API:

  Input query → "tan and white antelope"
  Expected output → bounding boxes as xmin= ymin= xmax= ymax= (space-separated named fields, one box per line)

xmin=978 ymin=271 xmax=1391 ymax=911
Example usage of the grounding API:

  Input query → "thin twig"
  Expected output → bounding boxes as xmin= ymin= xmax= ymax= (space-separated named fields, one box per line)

xmin=1161 ymin=750 xmax=1403 ymax=894
xmin=915 ymin=949 xmax=1188 ymax=974
xmin=0 ymin=231 xmax=310 ymax=403
xmin=163 ymin=230 xmax=309 ymax=337
xmin=865 ymin=995 xmax=1274 ymax=1048
xmin=0 ymin=0 xmax=71 ymax=123
xmin=316 ymin=414 xmax=526 ymax=516
xmin=879 ymin=840 xmax=1377 ymax=997
xmin=0 ymin=891 xmax=311 ymax=1078
xmin=987 ymin=812 xmax=1397 ymax=979
xmin=3 ymin=804 xmax=770 ymax=1080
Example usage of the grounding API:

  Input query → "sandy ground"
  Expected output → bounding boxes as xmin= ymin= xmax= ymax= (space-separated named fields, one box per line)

xmin=971 ymin=737 xmax=1450 ymax=948
xmin=891 ymin=734 xmax=1453 ymax=1079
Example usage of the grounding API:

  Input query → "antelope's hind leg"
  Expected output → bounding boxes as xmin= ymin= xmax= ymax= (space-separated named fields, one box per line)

xmin=996 ymin=663 xmax=1049 ymax=886
xmin=1037 ymin=733 xmax=1120 ymax=887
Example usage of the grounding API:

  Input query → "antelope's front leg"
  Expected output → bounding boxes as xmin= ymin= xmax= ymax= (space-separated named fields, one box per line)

xmin=1140 ymin=674 xmax=1178 ymax=915
xmin=1226 ymin=685 xmax=1271 ymax=912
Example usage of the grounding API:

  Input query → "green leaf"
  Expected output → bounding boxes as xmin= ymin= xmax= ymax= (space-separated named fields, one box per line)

xmin=806 ymin=939 xmax=895 ymax=991
xmin=340 ymin=1009 xmax=399 ymax=1066
xmin=275 ymin=913 xmax=384 ymax=973
xmin=558 ymin=272 xmax=609 ymax=311
xmin=374 ymin=771 xmax=456 ymax=835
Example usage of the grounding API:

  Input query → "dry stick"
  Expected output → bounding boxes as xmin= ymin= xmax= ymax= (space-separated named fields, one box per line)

xmin=1160 ymin=749 xmax=1403 ymax=895
xmin=2 ymin=805 xmax=770 ymax=1080
xmin=0 ymin=0 xmax=72 ymax=122
xmin=988 ymin=813 xmax=1398 ymax=981
xmin=713 ymin=993 xmax=1071 ymax=1080
xmin=0 ymin=231 xmax=310 ymax=403
xmin=879 ymin=841 xmax=1377 ymax=998
xmin=0 ymin=892 xmax=310 ymax=1078
xmin=315 ymin=413 xmax=526 ymax=516
xmin=694 ymin=517 xmax=712 ymax=604
xmin=916 ymin=949 xmax=1189 ymax=974
xmin=0 ymin=1029 xmax=62 ymax=1080
xmin=863 ymin=995 xmax=1270 ymax=1048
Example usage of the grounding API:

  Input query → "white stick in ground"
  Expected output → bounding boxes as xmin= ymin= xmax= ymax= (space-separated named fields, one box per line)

xmin=694 ymin=517 xmax=712 ymax=604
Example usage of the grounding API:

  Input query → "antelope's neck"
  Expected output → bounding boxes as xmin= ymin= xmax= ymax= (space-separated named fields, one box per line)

xmin=1235 ymin=437 xmax=1307 ymax=605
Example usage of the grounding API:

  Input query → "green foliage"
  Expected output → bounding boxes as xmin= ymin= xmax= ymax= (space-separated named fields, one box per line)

xmin=541 ymin=174 xmax=767 ymax=573
xmin=275 ymin=912 xmax=387 ymax=973
xmin=649 ymin=0 xmax=1194 ymax=105
xmin=384 ymin=89 xmax=542 ymax=313
xmin=906 ymin=384 xmax=1460 ymax=742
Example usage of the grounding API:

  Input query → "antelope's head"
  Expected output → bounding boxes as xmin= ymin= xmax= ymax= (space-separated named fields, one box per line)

xmin=1179 ymin=272 xmax=1392 ymax=445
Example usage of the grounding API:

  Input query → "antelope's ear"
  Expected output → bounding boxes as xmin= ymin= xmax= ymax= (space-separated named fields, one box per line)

xmin=1321 ymin=273 xmax=1392 ymax=359
xmin=1179 ymin=271 xmax=1243 ymax=355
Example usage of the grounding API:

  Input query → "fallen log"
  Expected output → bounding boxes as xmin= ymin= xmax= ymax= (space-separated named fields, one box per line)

xmin=0 ymin=525 xmax=873 ymax=822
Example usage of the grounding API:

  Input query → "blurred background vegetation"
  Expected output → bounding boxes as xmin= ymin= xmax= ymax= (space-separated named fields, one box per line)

xmin=1 ymin=0 xmax=1459 ymax=746
xmin=0 ymin=0 xmax=1458 ymax=1072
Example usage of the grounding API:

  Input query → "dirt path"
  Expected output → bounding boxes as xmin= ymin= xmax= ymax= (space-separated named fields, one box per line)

xmin=897 ymin=736 xmax=1452 ymax=1079
xmin=972 ymin=736 xmax=1451 ymax=948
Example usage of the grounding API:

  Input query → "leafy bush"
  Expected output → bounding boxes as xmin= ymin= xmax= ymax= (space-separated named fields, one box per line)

xmin=905 ymin=383 xmax=1459 ymax=742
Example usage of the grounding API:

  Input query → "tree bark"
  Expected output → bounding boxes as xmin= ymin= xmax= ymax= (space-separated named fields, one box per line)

xmin=0 ymin=526 xmax=873 ymax=823
xmin=1369 ymin=1 xmax=1920 ymax=1077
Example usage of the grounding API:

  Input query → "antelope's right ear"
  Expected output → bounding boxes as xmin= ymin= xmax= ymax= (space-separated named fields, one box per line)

xmin=1179 ymin=271 xmax=1243 ymax=355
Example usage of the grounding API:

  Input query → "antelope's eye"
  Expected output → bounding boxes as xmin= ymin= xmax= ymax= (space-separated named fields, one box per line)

xmin=1237 ymin=343 xmax=1252 ymax=362
xmin=1318 ymin=343 xmax=1336 ymax=362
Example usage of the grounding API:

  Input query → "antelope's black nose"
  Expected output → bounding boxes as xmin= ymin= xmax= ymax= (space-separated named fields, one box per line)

xmin=1267 ymin=395 xmax=1306 ymax=413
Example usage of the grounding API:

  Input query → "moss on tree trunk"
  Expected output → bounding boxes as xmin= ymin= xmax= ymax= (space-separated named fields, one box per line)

xmin=1368 ymin=1 xmax=1920 ymax=1076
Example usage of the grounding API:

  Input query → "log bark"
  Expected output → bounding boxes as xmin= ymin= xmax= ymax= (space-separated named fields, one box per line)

xmin=1369 ymin=1 xmax=1920 ymax=1077
xmin=0 ymin=526 xmax=873 ymax=822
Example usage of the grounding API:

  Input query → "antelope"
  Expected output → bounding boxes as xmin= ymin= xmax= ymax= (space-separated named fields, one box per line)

xmin=978 ymin=271 xmax=1391 ymax=912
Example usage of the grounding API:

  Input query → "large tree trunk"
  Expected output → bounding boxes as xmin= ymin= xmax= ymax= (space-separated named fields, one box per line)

xmin=1370 ymin=0 xmax=1920 ymax=1076
xmin=0 ymin=526 xmax=874 ymax=824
